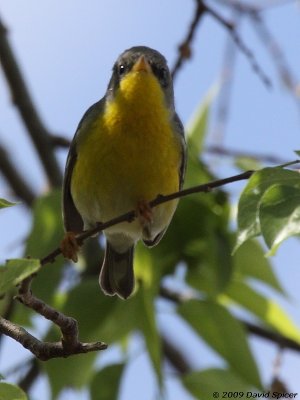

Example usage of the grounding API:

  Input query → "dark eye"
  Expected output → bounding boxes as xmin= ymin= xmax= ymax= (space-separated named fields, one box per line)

xmin=118 ymin=64 xmax=126 ymax=76
xmin=154 ymin=66 xmax=169 ymax=87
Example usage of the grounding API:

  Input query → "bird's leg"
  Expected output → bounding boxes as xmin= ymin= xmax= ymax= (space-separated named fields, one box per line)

xmin=60 ymin=231 xmax=80 ymax=263
xmin=136 ymin=200 xmax=153 ymax=238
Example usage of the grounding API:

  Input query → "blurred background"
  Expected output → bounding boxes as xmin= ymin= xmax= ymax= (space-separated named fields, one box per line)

xmin=0 ymin=1 xmax=300 ymax=399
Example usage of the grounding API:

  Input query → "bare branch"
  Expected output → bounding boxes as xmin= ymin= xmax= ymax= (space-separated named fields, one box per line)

xmin=171 ymin=0 xmax=206 ymax=79
xmin=0 ymin=316 xmax=107 ymax=360
xmin=0 ymin=16 xmax=62 ymax=187
xmin=159 ymin=286 xmax=300 ymax=354
xmin=18 ymin=359 xmax=39 ymax=393
xmin=212 ymin=11 xmax=239 ymax=143
xmin=9 ymin=276 xmax=107 ymax=359
xmin=41 ymin=169 xmax=255 ymax=267
xmin=205 ymin=3 xmax=272 ymax=88
xmin=0 ymin=275 xmax=107 ymax=360
xmin=50 ymin=134 xmax=71 ymax=149
xmin=205 ymin=145 xmax=288 ymax=165
xmin=0 ymin=144 xmax=36 ymax=206
xmin=161 ymin=334 xmax=192 ymax=374
xmin=250 ymin=13 xmax=300 ymax=109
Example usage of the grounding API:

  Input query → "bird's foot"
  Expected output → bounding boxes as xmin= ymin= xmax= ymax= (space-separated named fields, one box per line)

xmin=136 ymin=200 xmax=153 ymax=228
xmin=60 ymin=231 xmax=80 ymax=262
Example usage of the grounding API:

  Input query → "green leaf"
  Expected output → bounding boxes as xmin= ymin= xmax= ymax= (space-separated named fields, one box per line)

xmin=0 ymin=382 xmax=27 ymax=400
xmin=25 ymin=190 xmax=64 ymax=303
xmin=179 ymin=300 xmax=261 ymax=388
xmin=224 ymin=281 xmax=300 ymax=344
xmin=90 ymin=364 xmax=124 ymax=400
xmin=25 ymin=190 xmax=64 ymax=258
xmin=183 ymin=368 xmax=250 ymax=399
xmin=235 ymin=167 xmax=300 ymax=250
xmin=233 ymin=239 xmax=284 ymax=294
xmin=0 ymin=259 xmax=40 ymax=295
xmin=136 ymin=285 xmax=162 ymax=386
xmin=259 ymin=184 xmax=300 ymax=255
xmin=43 ymin=353 xmax=97 ymax=398
xmin=294 ymin=151 xmax=300 ymax=157
xmin=0 ymin=199 xmax=18 ymax=209
xmin=234 ymin=156 xmax=262 ymax=172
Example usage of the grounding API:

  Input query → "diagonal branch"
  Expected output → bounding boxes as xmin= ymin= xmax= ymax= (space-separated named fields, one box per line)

xmin=0 ymin=144 xmax=36 ymax=206
xmin=159 ymin=286 xmax=300 ymax=354
xmin=171 ymin=0 xmax=206 ymax=79
xmin=161 ymin=334 xmax=192 ymax=374
xmin=41 ymin=169 xmax=255 ymax=267
xmin=171 ymin=0 xmax=271 ymax=87
xmin=0 ymin=16 xmax=62 ymax=187
xmin=205 ymin=144 xmax=288 ymax=165
xmin=204 ymin=2 xmax=271 ymax=88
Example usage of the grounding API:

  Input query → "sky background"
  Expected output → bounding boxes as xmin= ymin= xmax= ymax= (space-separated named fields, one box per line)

xmin=0 ymin=1 xmax=300 ymax=399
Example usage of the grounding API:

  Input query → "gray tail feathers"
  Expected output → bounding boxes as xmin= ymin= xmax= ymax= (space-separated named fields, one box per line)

xmin=99 ymin=242 xmax=135 ymax=299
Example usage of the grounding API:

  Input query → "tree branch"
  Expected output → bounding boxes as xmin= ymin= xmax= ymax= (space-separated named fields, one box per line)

xmin=0 ymin=144 xmax=35 ymax=206
xmin=161 ymin=334 xmax=192 ymax=374
xmin=205 ymin=145 xmax=288 ymax=165
xmin=0 ymin=16 xmax=62 ymax=187
xmin=204 ymin=2 xmax=271 ymax=88
xmin=41 ymin=169 xmax=255 ymax=267
xmin=0 ymin=316 xmax=106 ymax=360
xmin=0 ymin=276 xmax=107 ymax=360
xmin=159 ymin=286 xmax=300 ymax=354
xmin=171 ymin=0 xmax=206 ymax=79
xmin=171 ymin=0 xmax=271 ymax=87
xmin=18 ymin=359 xmax=39 ymax=393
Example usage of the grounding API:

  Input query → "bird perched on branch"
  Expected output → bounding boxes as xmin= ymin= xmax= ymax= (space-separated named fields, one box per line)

xmin=62 ymin=46 xmax=186 ymax=299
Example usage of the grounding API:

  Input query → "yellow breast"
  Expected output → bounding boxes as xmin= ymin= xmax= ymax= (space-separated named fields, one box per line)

xmin=71 ymin=70 xmax=181 ymax=227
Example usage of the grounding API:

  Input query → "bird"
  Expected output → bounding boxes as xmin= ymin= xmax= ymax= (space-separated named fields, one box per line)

xmin=62 ymin=46 xmax=186 ymax=299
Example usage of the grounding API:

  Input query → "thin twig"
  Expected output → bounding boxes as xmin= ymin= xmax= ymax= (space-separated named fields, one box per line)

xmin=250 ymin=12 xmax=300 ymax=108
xmin=205 ymin=145 xmax=288 ymax=165
xmin=205 ymin=3 xmax=272 ymax=88
xmin=212 ymin=11 xmax=239 ymax=144
xmin=161 ymin=334 xmax=192 ymax=374
xmin=171 ymin=0 xmax=271 ymax=87
xmin=18 ymin=359 xmax=39 ymax=393
xmin=0 ymin=16 xmax=62 ymax=187
xmin=50 ymin=134 xmax=71 ymax=148
xmin=41 ymin=169 xmax=255 ymax=267
xmin=171 ymin=0 xmax=206 ymax=79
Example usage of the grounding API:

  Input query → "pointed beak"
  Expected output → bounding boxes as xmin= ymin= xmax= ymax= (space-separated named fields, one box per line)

xmin=132 ymin=55 xmax=152 ymax=73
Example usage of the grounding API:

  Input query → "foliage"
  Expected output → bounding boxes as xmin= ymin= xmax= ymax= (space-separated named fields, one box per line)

xmin=0 ymin=382 xmax=27 ymax=400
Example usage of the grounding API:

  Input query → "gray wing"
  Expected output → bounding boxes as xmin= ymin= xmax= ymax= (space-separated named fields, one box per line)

xmin=62 ymin=99 xmax=105 ymax=232
xmin=174 ymin=112 xmax=187 ymax=190
xmin=143 ymin=112 xmax=186 ymax=247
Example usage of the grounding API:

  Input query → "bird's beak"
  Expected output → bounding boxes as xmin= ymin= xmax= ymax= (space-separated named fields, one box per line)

xmin=132 ymin=55 xmax=152 ymax=73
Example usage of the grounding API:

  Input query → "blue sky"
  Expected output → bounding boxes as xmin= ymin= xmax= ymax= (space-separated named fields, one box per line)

xmin=0 ymin=1 xmax=300 ymax=399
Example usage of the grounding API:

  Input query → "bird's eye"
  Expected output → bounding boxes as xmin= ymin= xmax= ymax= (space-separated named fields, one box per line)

xmin=155 ymin=66 xmax=169 ymax=87
xmin=118 ymin=64 xmax=126 ymax=76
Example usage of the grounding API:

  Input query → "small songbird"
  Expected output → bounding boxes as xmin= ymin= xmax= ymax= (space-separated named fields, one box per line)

xmin=62 ymin=46 xmax=186 ymax=299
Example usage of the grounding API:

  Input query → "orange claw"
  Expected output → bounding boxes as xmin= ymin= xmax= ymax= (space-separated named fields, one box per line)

xmin=60 ymin=231 xmax=80 ymax=263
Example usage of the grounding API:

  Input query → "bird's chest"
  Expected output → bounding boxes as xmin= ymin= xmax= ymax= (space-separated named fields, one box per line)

xmin=71 ymin=98 xmax=181 ymax=223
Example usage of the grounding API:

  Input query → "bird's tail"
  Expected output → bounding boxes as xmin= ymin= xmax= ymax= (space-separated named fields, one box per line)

xmin=99 ymin=242 xmax=135 ymax=299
